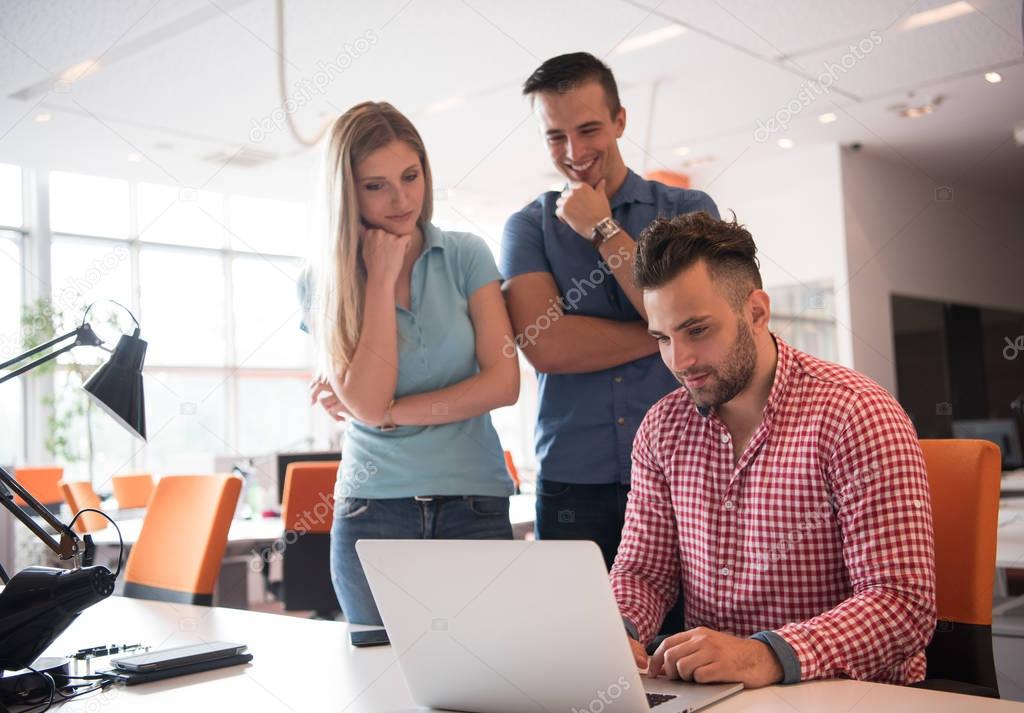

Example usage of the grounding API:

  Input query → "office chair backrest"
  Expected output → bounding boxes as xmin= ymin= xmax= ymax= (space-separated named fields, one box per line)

xmin=111 ymin=473 xmax=154 ymax=509
xmin=280 ymin=461 xmax=340 ymax=616
xmin=123 ymin=474 xmax=242 ymax=606
xmin=59 ymin=479 xmax=108 ymax=533
xmin=12 ymin=466 xmax=64 ymax=507
xmin=281 ymin=461 xmax=339 ymax=533
xmin=919 ymin=439 xmax=1001 ymax=694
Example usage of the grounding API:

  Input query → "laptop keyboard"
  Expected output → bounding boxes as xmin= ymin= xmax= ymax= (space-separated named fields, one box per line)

xmin=646 ymin=692 xmax=678 ymax=708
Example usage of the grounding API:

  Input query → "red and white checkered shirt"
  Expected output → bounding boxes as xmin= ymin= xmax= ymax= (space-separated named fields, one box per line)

xmin=610 ymin=337 xmax=936 ymax=684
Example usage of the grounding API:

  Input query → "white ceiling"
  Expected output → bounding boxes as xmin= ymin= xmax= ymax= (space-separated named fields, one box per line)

xmin=1 ymin=0 xmax=1021 ymax=243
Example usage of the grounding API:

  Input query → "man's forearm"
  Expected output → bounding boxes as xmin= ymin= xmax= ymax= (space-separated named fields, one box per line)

xmin=598 ymin=233 xmax=646 ymax=319
xmin=772 ymin=584 xmax=935 ymax=682
xmin=522 ymin=315 xmax=658 ymax=374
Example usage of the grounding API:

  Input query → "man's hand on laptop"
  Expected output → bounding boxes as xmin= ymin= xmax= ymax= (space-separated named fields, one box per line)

xmin=646 ymin=627 xmax=783 ymax=688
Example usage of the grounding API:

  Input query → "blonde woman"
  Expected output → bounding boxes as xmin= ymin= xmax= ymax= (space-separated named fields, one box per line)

xmin=306 ymin=101 xmax=519 ymax=625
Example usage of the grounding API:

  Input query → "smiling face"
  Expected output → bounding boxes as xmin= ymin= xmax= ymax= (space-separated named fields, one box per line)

xmin=645 ymin=259 xmax=761 ymax=409
xmin=353 ymin=139 xmax=425 ymax=236
xmin=532 ymin=80 xmax=626 ymax=188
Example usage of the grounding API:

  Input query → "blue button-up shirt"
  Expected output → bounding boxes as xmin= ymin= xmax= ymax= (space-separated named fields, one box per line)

xmin=500 ymin=170 xmax=719 ymax=485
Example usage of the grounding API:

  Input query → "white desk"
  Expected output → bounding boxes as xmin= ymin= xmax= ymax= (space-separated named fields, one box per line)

xmin=88 ymin=515 xmax=285 ymax=550
xmin=41 ymin=596 xmax=1024 ymax=712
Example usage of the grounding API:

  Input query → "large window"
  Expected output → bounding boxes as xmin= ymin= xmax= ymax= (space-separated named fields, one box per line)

xmin=48 ymin=170 xmax=316 ymax=484
xmin=1 ymin=163 xmax=24 ymax=466
xmin=18 ymin=167 xmax=536 ymax=484
xmin=0 ymin=230 xmax=23 ymax=467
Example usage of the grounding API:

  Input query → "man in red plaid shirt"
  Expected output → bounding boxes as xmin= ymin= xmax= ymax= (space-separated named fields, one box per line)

xmin=612 ymin=211 xmax=936 ymax=687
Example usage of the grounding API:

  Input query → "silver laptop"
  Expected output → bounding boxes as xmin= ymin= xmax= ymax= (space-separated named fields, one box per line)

xmin=356 ymin=540 xmax=742 ymax=713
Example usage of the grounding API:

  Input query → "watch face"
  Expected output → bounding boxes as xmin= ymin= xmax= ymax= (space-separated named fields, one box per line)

xmin=597 ymin=218 xmax=619 ymax=238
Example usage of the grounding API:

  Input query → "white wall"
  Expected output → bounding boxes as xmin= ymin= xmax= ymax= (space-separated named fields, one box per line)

xmin=694 ymin=142 xmax=852 ymax=364
xmin=840 ymin=148 xmax=1024 ymax=394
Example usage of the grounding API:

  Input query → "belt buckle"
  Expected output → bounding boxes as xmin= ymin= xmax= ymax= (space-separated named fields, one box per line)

xmin=414 ymin=495 xmax=436 ymax=502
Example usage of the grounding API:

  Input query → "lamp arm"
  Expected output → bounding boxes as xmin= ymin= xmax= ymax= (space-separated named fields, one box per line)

xmin=0 ymin=465 xmax=80 ymax=560
xmin=0 ymin=326 xmax=80 ymax=373
xmin=0 ymin=324 xmax=103 ymax=385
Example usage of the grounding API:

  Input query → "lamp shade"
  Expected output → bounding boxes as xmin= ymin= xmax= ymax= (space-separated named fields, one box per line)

xmin=83 ymin=330 xmax=147 ymax=442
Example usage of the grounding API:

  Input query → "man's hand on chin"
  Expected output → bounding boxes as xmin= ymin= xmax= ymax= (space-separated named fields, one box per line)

xmin=555 ymin=178 xmax=611 ymax=240
xmin=646 ymin=627 xmax=784 ymax=688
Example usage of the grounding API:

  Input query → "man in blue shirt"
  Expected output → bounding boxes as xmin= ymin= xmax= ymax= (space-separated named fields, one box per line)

xmin=500 ymin=52 xmax=720 ymax=573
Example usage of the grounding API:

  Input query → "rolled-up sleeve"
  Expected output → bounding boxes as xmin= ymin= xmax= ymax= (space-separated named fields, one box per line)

xmin=499 ymin=208 xmax=550 ymax=280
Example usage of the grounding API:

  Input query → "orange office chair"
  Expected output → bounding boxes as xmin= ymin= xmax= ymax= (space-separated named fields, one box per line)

xmin=11 ymin=466 xmax=64 ymax=511
xmin=914 ymin=439 xmax=1002 ymax=698
xmin=503 ymin=450 xmax=521 ymax=494
xmin=123 ymin=474 xmax=242 ymax=606
xmin=111 ymin=473 xmax=154 ymax=509
xmin=58 ymin=480 xmax=108 ymax=533
xmin=279 ymin=461 xmax=341 ymax=618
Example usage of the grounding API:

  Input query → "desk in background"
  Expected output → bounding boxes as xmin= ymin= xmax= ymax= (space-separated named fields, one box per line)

xmin=84 ymin=494 xmax=538 ymax=609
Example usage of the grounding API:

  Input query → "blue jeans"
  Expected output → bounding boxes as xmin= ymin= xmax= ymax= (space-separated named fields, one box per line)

xmin=330 ymin=495 xmax=513 ymax=625
xmin=535 ymin=479 xmax=685 ymax=636
xmin=535 ymin=480 xmax=630 ymax=569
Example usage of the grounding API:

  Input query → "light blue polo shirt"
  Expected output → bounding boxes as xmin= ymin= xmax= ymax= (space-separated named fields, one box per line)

xmin=306 ymin=223 xmax=514 ymax=499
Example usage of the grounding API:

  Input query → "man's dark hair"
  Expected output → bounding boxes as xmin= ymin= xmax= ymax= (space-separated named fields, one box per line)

xmin=522 ymin=52 xmax=621 ymax=118
xmin=634 ymin=211 xmax=763 ymax=309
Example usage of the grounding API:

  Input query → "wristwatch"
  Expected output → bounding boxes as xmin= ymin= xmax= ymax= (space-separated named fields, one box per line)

xmin=591 ymin=216 xmax=622 ymax=249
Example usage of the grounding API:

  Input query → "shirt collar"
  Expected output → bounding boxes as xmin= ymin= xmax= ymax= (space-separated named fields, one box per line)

xmin=610 ymin=169 xmax=656 ymax=210
xmin=421 ymin=222 xmax=446 ymax=252
xmin=762 ymin=334 xmax=794 ymax=421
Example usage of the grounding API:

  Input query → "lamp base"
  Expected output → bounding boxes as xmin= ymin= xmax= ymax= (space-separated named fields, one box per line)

xmin=0 ymin=657 xmax=71 ymax=705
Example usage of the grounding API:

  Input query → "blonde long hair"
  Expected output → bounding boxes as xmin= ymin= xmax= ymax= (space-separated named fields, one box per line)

xmin=312 ymin=101 xmax=433 ymax=379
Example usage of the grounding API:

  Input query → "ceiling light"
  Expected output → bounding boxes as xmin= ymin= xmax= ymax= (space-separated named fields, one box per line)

xmin=889 ymin=94 xmax=944 ymax=119
xmin=612 ymin=25 xmax=685 ymax=55
xmin=60 ymin=59 xmax=101 ymax=83
xmin=34 ymin=112 xmax=51 ymax=123
xmin=895 ymin=1 xmax=974 ymax=32
xmin=424 ymin=95 xmax=464 ymax=115
xmin=818 ymin=112 xmax=837 ymax=124
xmin=673 ymin=146 xmax=690 ymax=157
xmin=901 ymin=105 xmax=933 ymax=118
xmin=777 ymin=138 xmax=794 ymax=149
xmin=985 ymin=71 xmax=1003 ymax=84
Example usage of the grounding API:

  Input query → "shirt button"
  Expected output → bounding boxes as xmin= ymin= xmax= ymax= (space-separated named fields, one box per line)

xmin=616 ymin=417 xmax=625 ymax=426
xmin=719 ymin=567 xmax=730 ymax=576
xmin=723 ymin=500 xmax=734 ymax=511
xmin=614 ymin=376 xmax=623 ymax=384
xmin=720 ymin=433 xmax=730 ymax=444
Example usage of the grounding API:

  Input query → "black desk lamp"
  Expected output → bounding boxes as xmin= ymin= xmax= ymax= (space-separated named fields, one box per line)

xmin=0 ymin=301 xmax=147 ymax=679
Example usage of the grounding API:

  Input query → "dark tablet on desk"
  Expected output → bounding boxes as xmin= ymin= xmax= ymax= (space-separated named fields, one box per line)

xmin=102 ymin=653 xmax=253 ymax=685
xmin=112 ymin=641 xmax=247 ymax=672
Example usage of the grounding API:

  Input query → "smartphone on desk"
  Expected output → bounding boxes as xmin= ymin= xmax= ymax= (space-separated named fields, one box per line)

xmin=350 ymin=628 xmax=389 ymax=648
xmin=112 ymin=641 xmax=248 ymax=672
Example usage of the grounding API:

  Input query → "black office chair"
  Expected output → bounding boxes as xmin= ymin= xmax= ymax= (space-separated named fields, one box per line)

xmin=277 ymin=461 xmax=342 ymax=619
